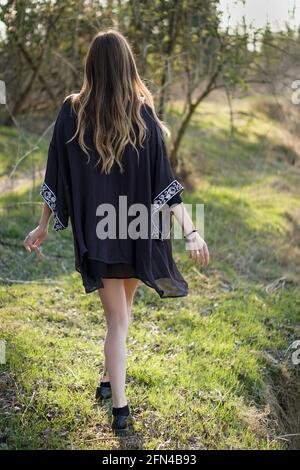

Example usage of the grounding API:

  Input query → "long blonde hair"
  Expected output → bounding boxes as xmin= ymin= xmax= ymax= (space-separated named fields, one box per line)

xmin=66 ymin=29 xmax=170 ymax=174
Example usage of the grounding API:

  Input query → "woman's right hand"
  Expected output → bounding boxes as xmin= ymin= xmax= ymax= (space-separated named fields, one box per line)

xmin=185 ymin=231 xmax=209 ymax=267
xmin=23 ymin=225 xmax=48 ymax=253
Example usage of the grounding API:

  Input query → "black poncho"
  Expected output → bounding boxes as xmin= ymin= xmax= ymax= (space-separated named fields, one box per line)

xmin=40 ymin=97 xmax=188 ymax=298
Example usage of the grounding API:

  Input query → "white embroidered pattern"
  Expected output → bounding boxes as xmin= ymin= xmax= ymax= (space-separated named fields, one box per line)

xmin=152 ymin=179 xmax=183 ymax=213
xmin=151 ymin=179 xmax=184 ymax=240
xmin=40 ymin=182 xmax=66 ymax=231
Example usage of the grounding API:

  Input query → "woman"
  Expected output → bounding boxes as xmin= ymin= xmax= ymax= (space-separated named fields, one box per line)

xmin=23 ymin=30 xmax=209 ymax=433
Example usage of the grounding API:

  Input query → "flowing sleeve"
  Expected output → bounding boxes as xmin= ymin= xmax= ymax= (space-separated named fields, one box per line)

xmin=150 ymin=122 xmax=184 ymax=211
xmin=39 ymin=103 xmax=70 ymax=231
xmin=148 ymin=107 xmax=184 ymax=239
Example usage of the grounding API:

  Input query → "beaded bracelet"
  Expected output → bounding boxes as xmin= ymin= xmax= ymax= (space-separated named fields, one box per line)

xmin=184 ymin=229 xmax=198 ymax=240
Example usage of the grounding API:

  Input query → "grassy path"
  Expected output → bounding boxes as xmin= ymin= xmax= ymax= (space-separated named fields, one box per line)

xmin=0 ymin=96 xmax=299 ymax=449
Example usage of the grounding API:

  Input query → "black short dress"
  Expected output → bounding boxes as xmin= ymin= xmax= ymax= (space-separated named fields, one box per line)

xmin=39 ymin=96 xmax=188 ymax=298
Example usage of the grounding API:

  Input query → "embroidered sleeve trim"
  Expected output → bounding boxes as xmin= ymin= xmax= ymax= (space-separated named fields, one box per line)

xmin=151 ymin=179 xmax=184 ymax=240
xmin=40 ymin=182 xmax=67 ymax=231
xmin=152 ymin=179 xmax=184 ymax=213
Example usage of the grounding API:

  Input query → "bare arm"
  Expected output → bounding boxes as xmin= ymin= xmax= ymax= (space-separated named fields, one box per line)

xmin=39 ymin=202 xmax=52 ymax=230
xmin=171 ymin=202 xmax=209 ymax=266
xmin=23 ymin=203 xmax=52 ymax=253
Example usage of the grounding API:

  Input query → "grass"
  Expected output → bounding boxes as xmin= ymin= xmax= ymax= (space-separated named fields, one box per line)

xmin=0 ymin=94 xmax=300 ymax=450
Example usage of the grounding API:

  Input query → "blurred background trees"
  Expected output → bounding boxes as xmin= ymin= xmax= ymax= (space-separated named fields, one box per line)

xmin=0 ymin=0 xmax=299 ymax=171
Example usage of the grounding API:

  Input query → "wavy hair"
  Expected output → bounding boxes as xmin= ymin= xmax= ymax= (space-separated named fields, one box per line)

xmin=66 ymin=29 xmax=170 ymax=174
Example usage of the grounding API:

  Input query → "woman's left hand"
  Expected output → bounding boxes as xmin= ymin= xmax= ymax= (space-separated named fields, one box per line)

xmin=23 ymin=225 xmax=48 ymax=253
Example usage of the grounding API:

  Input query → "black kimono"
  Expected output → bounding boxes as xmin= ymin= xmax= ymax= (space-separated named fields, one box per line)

xmin=40 ymin=97 xmax=189 ymax=298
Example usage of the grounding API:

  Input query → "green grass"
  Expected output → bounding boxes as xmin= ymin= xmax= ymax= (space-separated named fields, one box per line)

xmin=0 ymin=95 xmax=300 ymax=449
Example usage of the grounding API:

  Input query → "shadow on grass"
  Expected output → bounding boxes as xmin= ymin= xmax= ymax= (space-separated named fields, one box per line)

xmin=0 ymin=339 xmax=146 ymax=450
xmin=186 ymin=187 xmax=300 ymax=285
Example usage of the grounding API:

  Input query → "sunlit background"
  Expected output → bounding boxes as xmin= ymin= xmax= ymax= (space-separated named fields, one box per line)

xmin=219 ymin=0 xmax=300 ymax=30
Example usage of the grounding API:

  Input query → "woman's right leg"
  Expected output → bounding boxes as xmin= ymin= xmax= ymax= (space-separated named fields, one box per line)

xmin=100 ymin=278 xmax=141 ymax=383
xmin=98 ymin=278 xmax=129 ymax=408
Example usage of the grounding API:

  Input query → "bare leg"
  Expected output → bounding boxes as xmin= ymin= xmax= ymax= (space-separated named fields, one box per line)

xmin=101 ymin=361 xmax=110 ymax=383
xmin=124 ymin=278 xmax=141 ymax=324
xmin=99 ymin=278 xmax=141 ymax=384
xmin=98 ymin=278 xmax=130 ymax=407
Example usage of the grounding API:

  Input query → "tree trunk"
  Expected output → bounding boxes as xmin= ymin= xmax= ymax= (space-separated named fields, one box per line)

xmin=170 ymin=67 xmax=221 ymax=169
xmin=158 ymin=2 xmax=180 ymax=119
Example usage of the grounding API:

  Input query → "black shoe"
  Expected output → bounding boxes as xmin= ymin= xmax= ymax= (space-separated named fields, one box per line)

xmin=112 ymin=414 xmax=130 ymax=433
xmin=111 ymin=405 xmax=131 ymax=433
xmin=95 ymin=381 xmax=112 ymax=400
